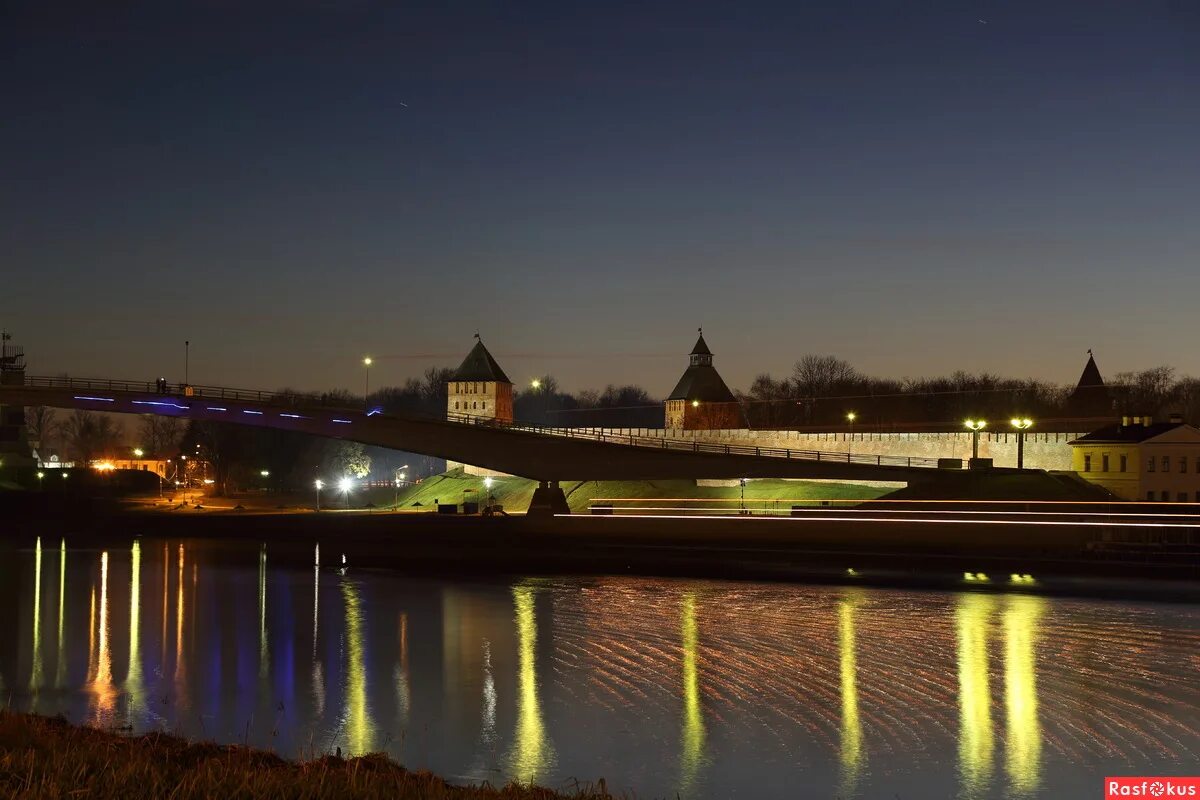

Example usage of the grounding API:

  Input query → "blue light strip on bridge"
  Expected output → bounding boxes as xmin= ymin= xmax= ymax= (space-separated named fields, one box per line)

xmin=206 ymin=407 xmax=227 ymax=412
xmin=332 ymin=419 xmax=352 ymax=424
xmin=242 ymin=410 xmax=264 ymax=416
xmin=279 ymin=413 xmax=308 ymax=419
xmin=132 ymin=400 xmax=189 ymax=410
xmin=74 ymin=396 xmax=114 ymax=402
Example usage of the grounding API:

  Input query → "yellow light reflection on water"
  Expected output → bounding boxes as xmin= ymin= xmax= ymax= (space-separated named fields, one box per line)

xmin=55 ymin=539 xmax=66 ymax=688
xmin=174 ymin=544 xmax=187 ymax=699
xmin=30 ymin=537 xmax=43 ymax=691
xmin=838 ymin=593 xmax=865 ymax=795
xmin=1004 ymin=596 xmax=1045 ymax=795
xmin=510 ymin=583 xmax=554 ymax=783
xmin=89 ymin=551 xmax=117 ymax=721
xmin=340 ymin=579 xmax=374 ymax=755
xmin=679 ymin=592 xmax=707 ymax=795
xmin=126 ymin=541 xmax=143 ymax=711
xmin=957 ymin=594 xmax=996 ymax=797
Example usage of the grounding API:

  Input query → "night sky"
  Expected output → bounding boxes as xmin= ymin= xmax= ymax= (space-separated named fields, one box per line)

xmin=4 ymin=1 xmax=1198 ymax=397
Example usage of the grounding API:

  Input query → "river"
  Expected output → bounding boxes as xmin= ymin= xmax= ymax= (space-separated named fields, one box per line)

xmin=1 ymin=536 xmax=1197 ymax=798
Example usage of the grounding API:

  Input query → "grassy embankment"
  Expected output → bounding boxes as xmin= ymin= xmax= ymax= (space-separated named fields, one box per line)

xmin=0 ymin=712 xmax=612 ymax=800
xmin=372 ymin=469 xmax=889 ymax=512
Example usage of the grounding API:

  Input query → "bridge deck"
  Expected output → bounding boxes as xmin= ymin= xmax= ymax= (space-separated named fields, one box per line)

xmin=1 ymin=376 xmax=1018 ymax=482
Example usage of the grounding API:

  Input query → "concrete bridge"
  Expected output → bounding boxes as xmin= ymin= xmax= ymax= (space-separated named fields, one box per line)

xmin=1 ymin=376 xmax=1026 ymax=512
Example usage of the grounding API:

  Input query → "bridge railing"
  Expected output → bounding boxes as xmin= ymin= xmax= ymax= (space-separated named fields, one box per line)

xmin=18 ymin=375 xmax=359 ymax=411
xmin=445 ymin=412 xmax=941 ymax=468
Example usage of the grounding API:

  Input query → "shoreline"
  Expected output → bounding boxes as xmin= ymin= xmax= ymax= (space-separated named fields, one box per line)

xmin=0 ymin=711 xmax=613 ymax=799
xmin=3 ymin=495 xmax=1199 ymax=602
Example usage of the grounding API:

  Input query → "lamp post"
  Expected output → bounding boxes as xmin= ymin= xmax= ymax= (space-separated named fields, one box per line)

xmin=739 ymin=477 xmax=747 ymax=515
xmin=363 ymin=357 xmax=373 ymax=406
xmin=394 ymin=464 xmax=408 ymax=507
xmin=964 ymin=419 xmax=987 ymax=463
xmin=339 ymin=477 xmax=353 ymax=509
xmin=37 ymin=470 xmax=44 ymax=490
xmin=314 ymin=479 xmax=324 ymax=512
xmin=846 ymin=411 xmax=857 ymax=459
xmin=1010 ymin=418 xmax=1033 ymax=469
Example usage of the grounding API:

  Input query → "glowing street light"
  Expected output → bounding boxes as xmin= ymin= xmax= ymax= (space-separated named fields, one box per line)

xmin=846 ymin=411 xmax=857 ymax=458
xmin=338 ymin=477 xmax=354 ymax=510
xmin=133 ymin=448 xmax=144 ymax=459
xmin=363 ymin=356 xmax=373 ymax=405
xmin=964 ymin=419 xmax=987 ymax=462
xmin=1010 ymin=417 xmax=1034 ymax=469
xmin=691 ymin=399 xmax=700 ymax=408
xmin=531 ymin=378 xmax=541 ymax=391
xmin=314 ymin=479 xmax=324 ymax=512
xmin=260 ymin=469 xmax=270 ymax=477
xmin=37 ymin=470 xmax=44 ymax=489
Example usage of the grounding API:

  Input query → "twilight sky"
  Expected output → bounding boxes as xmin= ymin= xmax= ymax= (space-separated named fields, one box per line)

xmin=3 ymin=1 xmax=1198 ymax=398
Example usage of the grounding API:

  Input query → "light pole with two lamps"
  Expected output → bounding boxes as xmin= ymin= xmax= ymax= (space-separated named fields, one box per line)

xmin=964 ymin=419 xmax=987 ymax=465
xmin=1010 ymin=418 xmax=1034 ymax=469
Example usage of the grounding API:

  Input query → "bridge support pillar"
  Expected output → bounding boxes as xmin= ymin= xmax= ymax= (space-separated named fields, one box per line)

xmin=528 ymin=480 xmax=570 ymax=517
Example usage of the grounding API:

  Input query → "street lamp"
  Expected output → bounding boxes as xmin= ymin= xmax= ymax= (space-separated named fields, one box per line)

xmin=133 ymin=448 xmax=144 ymax=459
xmin=339 ymin=477 xmax=353 ymax=509
xmin=531 ymin=378 xmax=541 ymax=390
xmin=964 ymin=419 xmax=987 ymax=463
xmin=363 ymin=357 xmax=373 ymax=405
xmin=37 ymin=470 xmax=44 ymax=489
xmin=1010 ymin=418 xmax=1034 ymax=469
xmin=314 ymin=479 xmax=324 ymax=512
xmin=739 ymin=478 xmax=748 ymax=515
xmin=846 ymin=411 xmax=857 ymax=458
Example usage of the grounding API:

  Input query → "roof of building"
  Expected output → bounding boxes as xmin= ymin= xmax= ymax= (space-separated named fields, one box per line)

xmin=667 ymin=332 xmax=736 ymax=402
xmin=1069 ymin=421 xmax=1190 ymax=444
xmin=451 ymin=338 xmax=511 ymax=383
xmin=1076 ymin=352 xmax=1104 ymax=388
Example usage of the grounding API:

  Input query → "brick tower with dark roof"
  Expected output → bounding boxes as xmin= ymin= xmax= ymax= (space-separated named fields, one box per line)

xmin=447 ymin=335 xmax=513 ymax=422
xmin=664 ymin=329 xmax=745 ymax=430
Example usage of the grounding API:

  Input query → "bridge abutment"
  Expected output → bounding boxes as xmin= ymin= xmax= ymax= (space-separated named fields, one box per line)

xmin=528 ymin=480 xmax=570 ymax=517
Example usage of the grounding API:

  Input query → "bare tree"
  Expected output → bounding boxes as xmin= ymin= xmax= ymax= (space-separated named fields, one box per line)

xmin=792 ymin=355 xmax=858 ymax=399
xmin=25 ymin=406 xmax=57 ymax=452
xmin=61 ymin=410 xmax=120 ymax=465
xmin=139 ymin=415 xmax=184 ymax=457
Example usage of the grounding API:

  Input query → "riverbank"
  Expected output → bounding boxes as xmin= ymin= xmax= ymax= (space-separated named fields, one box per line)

xmin=0 ymin=712 xmax=612 ymax=800
xmin=3 ymin=492 xmax=1199 ymax=601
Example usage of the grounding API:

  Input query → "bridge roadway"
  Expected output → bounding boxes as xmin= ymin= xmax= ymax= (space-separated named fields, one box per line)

xmin=1 ymin=376 xmax=1025 ymax=488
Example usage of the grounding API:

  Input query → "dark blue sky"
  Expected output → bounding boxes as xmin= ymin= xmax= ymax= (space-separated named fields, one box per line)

xmin=3 ymin=1 xmax=1198 ymax=396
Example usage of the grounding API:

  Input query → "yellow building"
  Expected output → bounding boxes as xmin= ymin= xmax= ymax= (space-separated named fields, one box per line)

xmin=446 ymin=335 xmax=513 ymax=423
xmin=1069 ymin=416 xmax=1200 ymax=502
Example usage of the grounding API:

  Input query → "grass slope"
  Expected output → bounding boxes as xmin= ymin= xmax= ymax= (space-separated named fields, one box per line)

xmin=376 ymin=469 xmax=887 ymax=513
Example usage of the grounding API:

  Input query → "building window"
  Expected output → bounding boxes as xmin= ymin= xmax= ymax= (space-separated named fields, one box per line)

xmin=1181 ymin=457 xmax=1188 ymax=473
xmin=1161 ymin=491 xmax=1170 ymax=502
xmin=1102 ymin=454 xmax=1109 ymax=472
xmin=454 ymin=401 xmax=459 ymax=410
xmin=1148 ymin=457 xmax=1156 ymax=472
xmin=1119 ymin=454 xmax=1127 ymax=472
xmin=473 ymin=401 xmax=478 ymax=410
xmin=1147 ymin=490 xmax=1155 ymax=501
xmin=1162 ymin=456 xmax=1170 ymax=472
xmin=1179 ymin=492 xmax=1188 ymax=502
xmin=1083 ymin=454 xmax=1092 ymax=472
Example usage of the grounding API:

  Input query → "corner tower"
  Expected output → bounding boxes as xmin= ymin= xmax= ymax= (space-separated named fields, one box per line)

xmin=447 ymin=335 xmax=513 ymax=423
xmin=1065 ymin=349 xmax=1112 ymax=418
xmin=664 ymin=329 xmax=744 ymax=430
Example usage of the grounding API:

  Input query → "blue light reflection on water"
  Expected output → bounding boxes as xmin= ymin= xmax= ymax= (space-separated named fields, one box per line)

xmin=2 ymin=538 xmax=1198 ymax=799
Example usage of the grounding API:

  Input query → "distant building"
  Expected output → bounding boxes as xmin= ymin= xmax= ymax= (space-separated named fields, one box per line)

xmin=664 ymin=330 xmax=744 ymax=430
xmin=0 ymin=332 xmax=33 ymax=469
xmin=1065 ymin=350 xmax=1112 ymax=418
xmin=446 ymin=335 xmax=513 ymax=423
xmin=1069 ymin=415 xmax=1200 ymax=502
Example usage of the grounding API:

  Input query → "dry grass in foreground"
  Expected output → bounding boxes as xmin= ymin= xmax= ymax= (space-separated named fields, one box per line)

xmin=0 ymin=712 xmax=615 ymax=800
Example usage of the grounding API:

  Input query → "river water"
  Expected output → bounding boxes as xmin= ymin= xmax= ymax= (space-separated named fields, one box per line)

xmin=1 ymin=537 xmax=1197 ymax=799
